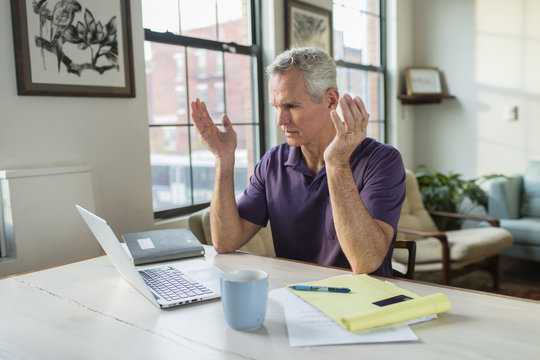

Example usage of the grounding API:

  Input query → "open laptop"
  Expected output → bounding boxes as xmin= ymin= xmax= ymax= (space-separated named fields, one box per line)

xmin=76 ymin=205 xmax=221 ymax=309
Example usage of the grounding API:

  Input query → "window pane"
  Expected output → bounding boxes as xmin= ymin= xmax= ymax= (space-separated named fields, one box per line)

xmin=368 ymin=71 xmax=384 ymax=124
xmin=337 ymin=66 xmax=368 ymax=99
xmin=217 ymin=0 xmax=251 ymax=45
xmin=142 ymin=0 xmax=179 ymax=33
xmin=190 ymin=127 xmax=216 ymax=204
xmin=333 ymin=4 xmax=380 ymax=66
xmin=150 ymin=126 xmax=191 ymax=211
xmin=367 ymin=121 xmax=385 ymax=143
xmin=144 ymin=0 xmax=262 ymax=216
xmin=224 ymin=53 xmax=256 ymax=124
xmin=187 ymin=48 xmax=224 ymax=121
xmin=189 ymin=124 xmax=256 ymax=204
xmin=337 ymin=67 xmax=383 ymax=140
xmin=145 ymin=42 xmax=188 ymax=125
xmin=180 ymin=0 xmax=217 ymax=40
xmin=232 ymin=125 xmax=259 ymax=193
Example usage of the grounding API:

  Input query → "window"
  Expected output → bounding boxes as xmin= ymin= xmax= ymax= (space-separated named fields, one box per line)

xmin=143 ymin=0 xmax=264 ymax=218
xmin=333 ymin=0 xmax=386 ymax=142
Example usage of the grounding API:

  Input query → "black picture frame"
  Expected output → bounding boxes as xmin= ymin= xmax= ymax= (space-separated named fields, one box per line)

xmin=285 ymin=0 xmax=333 ymax=56
xmin=10 ymin=0 xmax=135 ymax=97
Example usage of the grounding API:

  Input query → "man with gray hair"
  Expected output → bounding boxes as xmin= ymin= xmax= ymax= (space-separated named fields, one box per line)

xmin=190 ymin=47 xmax=405 ymax=276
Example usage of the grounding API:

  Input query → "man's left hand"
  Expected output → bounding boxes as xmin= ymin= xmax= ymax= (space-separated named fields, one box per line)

xmin=324 ymin=94 xmax=370 ymax=167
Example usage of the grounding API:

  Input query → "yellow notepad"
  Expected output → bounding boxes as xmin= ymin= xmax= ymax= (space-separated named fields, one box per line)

xmin=288 ymin=274 xmax=451 ymax=332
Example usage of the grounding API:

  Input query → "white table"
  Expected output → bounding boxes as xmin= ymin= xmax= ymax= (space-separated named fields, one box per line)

xmin=1 ymin=246 xmax=539 ymax=359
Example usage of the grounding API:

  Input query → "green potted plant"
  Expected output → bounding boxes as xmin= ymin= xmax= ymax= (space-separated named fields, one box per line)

xmin=415 ymin=166 xmax=506 ymax=230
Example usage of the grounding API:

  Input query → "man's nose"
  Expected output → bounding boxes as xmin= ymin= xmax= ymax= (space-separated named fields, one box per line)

xmin=276 ymin=109 xmax=290 ymax=126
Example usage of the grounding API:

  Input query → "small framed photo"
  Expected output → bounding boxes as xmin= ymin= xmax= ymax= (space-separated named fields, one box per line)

xmin=285 ymin=0 xmax=333 ymax=55
xmin=405 ymin=67 xmax=442 ymax=96
xmin=10 ymin=0 xmax=135 ymax=97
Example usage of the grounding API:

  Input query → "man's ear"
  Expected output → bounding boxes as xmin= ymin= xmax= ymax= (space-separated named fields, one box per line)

xmin=326 ymin=88 xmax=340 ymax=110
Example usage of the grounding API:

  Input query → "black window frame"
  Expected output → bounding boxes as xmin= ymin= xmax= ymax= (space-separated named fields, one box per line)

xmin=333 ymin=0 xmax=387 ymax=143
xmin=144 ymin=0 xmax=265 ymax=219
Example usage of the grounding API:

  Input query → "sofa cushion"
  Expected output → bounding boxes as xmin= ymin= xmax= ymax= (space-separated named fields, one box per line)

xmin=521 ymin=161 xmax=540 ymax=217
xmin=499 ymin=217 xmax=540 ymax=246
xmin=489 ymin=176 xmax=522 ymax=219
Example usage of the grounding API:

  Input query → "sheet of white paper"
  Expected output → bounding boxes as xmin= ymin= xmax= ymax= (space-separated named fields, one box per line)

xmin=270 ymin=288 xmax=418 ymax=347
xmin=407 ymin=314 xmax=437 ymax=325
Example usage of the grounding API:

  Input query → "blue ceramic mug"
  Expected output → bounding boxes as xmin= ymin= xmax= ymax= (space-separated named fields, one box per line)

xmin=220 ymin=269 xmax=268 ymax=330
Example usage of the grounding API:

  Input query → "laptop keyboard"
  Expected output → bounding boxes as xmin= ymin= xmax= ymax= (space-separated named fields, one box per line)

xmin=139 ymin=266 xmax=214 ymax=302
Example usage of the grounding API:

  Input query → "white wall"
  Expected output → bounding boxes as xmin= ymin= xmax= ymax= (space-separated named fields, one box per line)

xmin=405 ymin=0 xmax=540 ymax=177
xmin=0 ymin=166 xmax=101 ymax=276
xmin=0 ymin=1 xmax=164 ymax=275
xmin=0 ymin=1 xmax=158 ymax=233
xmin=387 ymin=0 xmax=416 ymax=168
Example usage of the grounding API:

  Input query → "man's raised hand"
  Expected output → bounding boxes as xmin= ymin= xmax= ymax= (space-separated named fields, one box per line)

xmin=324 ymin=94 xmax=370 ymax=166
xmin=190 ymin=98 xmax=237 ymax=159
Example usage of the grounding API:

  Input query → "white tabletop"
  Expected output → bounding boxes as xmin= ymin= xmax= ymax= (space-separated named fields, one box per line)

xmin=1 ymin=246 xmax=539 ymax=359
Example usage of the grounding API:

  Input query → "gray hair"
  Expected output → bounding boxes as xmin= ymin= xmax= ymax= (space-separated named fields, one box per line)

xmin=266 ymin=47 xmax=337 ymax=103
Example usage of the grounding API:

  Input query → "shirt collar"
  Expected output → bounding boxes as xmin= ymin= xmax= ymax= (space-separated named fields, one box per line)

xmin=284 ymin=145 xmax=325 ymax=179
xmin=284 ymin=138 xmax=372 ymax=167
xmin=284 ymin=145 xmax=302 ymax=167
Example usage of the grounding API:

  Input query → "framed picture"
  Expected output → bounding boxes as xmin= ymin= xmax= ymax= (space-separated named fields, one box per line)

xmin=10 ymin=0 xmax=135 ymax=97
xmin=405 ymin=67 xmax=442 ymax=96
xmin=285 ymin=0 xmax=333 ymax=55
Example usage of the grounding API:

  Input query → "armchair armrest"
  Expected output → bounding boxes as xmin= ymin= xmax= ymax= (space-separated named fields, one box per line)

xmin=428 ymin=210 xmax=500 ymax=227
xmin=393 ymin=240 xmax=416 ymax=279
xmin=397 ymin=227 xmax=447 ymax=240
xmin=397 ymin=227 xmax=451 ymax=283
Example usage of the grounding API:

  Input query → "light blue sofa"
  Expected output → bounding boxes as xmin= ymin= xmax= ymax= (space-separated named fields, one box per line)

xmin=488 ymin=161 xmax=540 ymax=261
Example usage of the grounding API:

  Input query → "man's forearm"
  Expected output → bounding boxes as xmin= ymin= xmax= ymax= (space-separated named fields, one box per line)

xmin=326 ymin=164 xmax=392 ymax=274
xmin=210 ymin=157 xmax=256 ymax=253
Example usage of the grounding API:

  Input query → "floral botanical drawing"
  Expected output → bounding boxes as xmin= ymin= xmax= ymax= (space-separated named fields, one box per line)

xmin=291 ymin=12 xmax=328 ymax=52
xmin=31 ymin=0 xmax=120 ymax=76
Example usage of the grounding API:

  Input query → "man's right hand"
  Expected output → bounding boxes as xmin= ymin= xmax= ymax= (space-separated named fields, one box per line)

xmin=190 ymin=98 xmax=259 ymax=254
xmin=190 ymin=98 xmax=237 ymax=160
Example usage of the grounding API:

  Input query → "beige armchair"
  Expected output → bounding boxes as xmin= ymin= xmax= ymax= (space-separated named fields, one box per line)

xmin=188 ymin=207 xmax=276 ymax=257
xmin=393 ymin=169 xmax=513 ymax=289
xmin=189 ymin=206 xmax=416 ymax=279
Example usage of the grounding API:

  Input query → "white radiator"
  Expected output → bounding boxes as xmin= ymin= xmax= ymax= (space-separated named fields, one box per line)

xmin=0 ymin=166 xmax=103 ymax=277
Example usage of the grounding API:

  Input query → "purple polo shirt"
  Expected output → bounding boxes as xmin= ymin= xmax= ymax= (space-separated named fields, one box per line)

xmin=237 ymin=137 xmax=405 ymax=276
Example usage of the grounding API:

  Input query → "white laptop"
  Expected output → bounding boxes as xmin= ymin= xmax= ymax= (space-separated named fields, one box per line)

xmin=76 ymin=205 xmax=221 ymax=309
